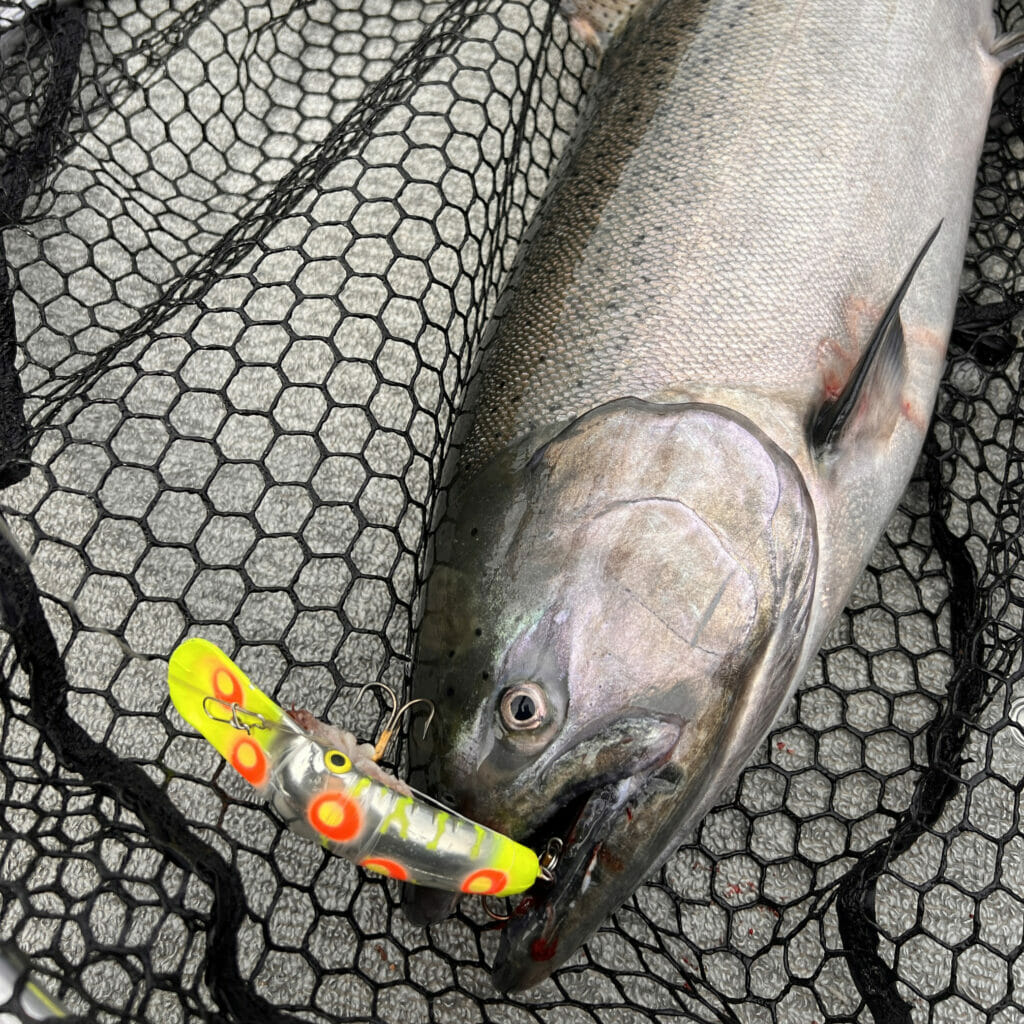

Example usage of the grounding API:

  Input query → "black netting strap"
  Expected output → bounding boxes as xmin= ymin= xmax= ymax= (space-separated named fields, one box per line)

xmin=0 ymin=3 xmax=85 ymax=489
xmin=951 ymin=296 xmax=1024 ymax=369
xmin=0 ymin=521 xmax=304 ymax=1023
xmin=833 ymin=421 xmax=984 ymax=1024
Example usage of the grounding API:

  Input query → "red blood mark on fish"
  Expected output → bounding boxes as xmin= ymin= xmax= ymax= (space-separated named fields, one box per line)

xmin=901 ymin=397 xmax=927 ymax=431
xmin=511 ymin=896 xmax=537 ymax=919
xmin=530 ymin=936 xmax=559 ymax=962
xmin=289 ymin=707 xmax=318 ymax=731
xmin=818 ymin=297 xmax=883 ymax=403
xmin=896 ymin=323 xmax=946 ymax=432
xmin=597 ymin=844 xmax=624 ymax=873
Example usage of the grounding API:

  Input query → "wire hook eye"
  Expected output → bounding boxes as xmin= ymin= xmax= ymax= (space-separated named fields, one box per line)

xmin=481 ymin=895 xmax=510 ymax=922
xmin=202 ymin=696 xmax=268 ymax=734
xmin=538 ymin=837 xmax=562 ymax=882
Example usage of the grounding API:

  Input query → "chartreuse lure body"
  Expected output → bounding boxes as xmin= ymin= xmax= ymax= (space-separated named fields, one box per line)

xmin=167 ymin=638 xmax=540 ymax=897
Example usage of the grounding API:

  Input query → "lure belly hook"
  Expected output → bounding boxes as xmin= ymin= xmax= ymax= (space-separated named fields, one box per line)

xmin=167 ymin=638 xmax=541 ymax=898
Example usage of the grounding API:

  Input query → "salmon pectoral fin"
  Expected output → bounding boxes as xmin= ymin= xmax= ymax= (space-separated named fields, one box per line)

xmin=992 ymin=30 xmax=1024 ymax=67
xmin=810 ymin=221 xmax=942 ymax=457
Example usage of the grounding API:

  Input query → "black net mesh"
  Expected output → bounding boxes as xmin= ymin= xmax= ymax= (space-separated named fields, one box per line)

xmin=0 ymin=0 xmax=1023 ymax=1021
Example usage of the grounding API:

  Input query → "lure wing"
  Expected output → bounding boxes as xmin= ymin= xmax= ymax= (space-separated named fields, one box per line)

xmin=168 ymin=636 xmax=287 ymax=790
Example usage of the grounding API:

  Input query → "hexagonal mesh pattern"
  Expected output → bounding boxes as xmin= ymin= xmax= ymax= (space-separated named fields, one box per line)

xmin=1 ymin=1 xmax=1023 ymax=1021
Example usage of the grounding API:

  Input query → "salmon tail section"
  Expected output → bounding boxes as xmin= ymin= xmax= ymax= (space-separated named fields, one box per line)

xmin=167 ymin=638 xmax=288 ymax=792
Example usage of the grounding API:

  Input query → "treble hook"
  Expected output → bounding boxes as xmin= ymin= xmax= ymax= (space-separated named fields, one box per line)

xmin=355 ymin=683 xmax=435 ymax=761
xmin=482 ymin=836 xmax=560 ymax=919
xmin=355 ymin=681 xmax=397 ymax=710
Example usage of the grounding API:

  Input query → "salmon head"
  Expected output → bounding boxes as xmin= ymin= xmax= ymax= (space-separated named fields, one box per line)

xmin=405 ymin=398 xmax=817 ymax=989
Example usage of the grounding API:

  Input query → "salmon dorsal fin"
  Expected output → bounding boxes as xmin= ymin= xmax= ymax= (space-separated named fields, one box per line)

xmin=810 ymin=221 xmax=942 ymax=456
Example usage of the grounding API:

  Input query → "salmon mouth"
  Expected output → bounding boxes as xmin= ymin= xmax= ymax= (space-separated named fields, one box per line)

xmin=493 ymin=772 xmax=654 ymax=991
xmin=402 ymin=711 xmax=682 ymax=942
xmin=490 ymin=717 xmax=686 ymax=992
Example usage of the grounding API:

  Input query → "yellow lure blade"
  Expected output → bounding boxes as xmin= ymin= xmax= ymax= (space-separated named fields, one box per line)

xmin=168 ymin=637 xmax=286 ymax=790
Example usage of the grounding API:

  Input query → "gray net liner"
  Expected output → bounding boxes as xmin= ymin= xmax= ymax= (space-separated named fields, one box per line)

xmin=0 ymin=0 xmax=1023 ymax=1021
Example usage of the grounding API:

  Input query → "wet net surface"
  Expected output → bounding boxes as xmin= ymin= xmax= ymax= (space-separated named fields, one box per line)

xmin=0 ymin=0 xmax=1023 ymax=1021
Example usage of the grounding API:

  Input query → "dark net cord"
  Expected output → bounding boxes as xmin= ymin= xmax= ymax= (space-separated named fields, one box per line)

xmin=0 ymin=525 xmax=303 ymax=1024
xmin=0 ymin=0 xmax=1023 ymax=1022
xmin=0 ymin=9 xmax=324 ymax=1018
xmin=834 ymin=425 xmax=984 ymax=1024
xmin=0 ymin=3 xmax=86 ymax=491
xmin=23 ymin=0 xmax=549 ymax=438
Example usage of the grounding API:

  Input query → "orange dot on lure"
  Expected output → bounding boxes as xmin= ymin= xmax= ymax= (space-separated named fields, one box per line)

xmin=167 ymin=638 xmax=549 ymax=899
xmin=308 ymin=791 xmax=363 ymax=843
xmin=461 ymin=869 xmax=511 ymax=896
xmin=361 ymin=858 xmax=409 ymax=881
xmin=230 ymin=736 xmax=270 ymax=788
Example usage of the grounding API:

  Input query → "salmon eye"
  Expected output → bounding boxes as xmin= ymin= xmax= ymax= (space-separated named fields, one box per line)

xmin=499 ymin=683 xmax=548 ymax=731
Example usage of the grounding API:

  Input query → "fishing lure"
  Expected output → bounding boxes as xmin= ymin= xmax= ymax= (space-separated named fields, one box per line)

xmin=0 ymin=942 xmax=68 ymax=1020
xmin=167 ymin=638 xmax=543 ymax=898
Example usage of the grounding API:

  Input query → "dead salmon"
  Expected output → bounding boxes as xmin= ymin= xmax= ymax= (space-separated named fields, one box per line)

xmin=405 ymin=0 xmax=1023 ymax=991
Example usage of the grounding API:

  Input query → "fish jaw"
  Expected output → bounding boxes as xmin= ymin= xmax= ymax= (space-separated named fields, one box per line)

xmin=402 ymin=710 xmax=683 ymax=928
xmin=494 ymin=771 xmax=676 ymax=991
xmin=489 ymin=572 xmax=819 ymax=990
xmin=405 ymin=399 xmax=818 ymax=982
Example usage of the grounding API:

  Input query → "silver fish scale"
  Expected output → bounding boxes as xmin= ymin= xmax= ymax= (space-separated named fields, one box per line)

xmin=0 ymin=0 xmax=1021 ymax=1021
xmin=464 ymin=0 xmax=996 ymax=470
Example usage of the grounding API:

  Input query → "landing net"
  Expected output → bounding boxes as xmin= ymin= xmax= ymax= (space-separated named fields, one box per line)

xmin=1 ymin=1 xmax=1022 ymax=1021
